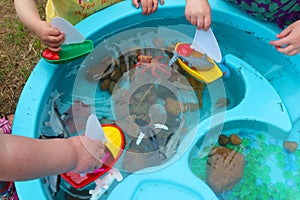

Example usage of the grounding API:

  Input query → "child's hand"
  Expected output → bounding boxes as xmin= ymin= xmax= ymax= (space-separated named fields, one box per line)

xmin=270 ymin=20 xmax=300 ymax=56
xmin=68 ymin=136 xmax=105 ymax=173
xmin=185 ymin=0 xmax=211 ymax=30
xmin=132 ymin=0 xmax=164 ymax=15
xmin=33 ymin=21 xmax=65 ymax=52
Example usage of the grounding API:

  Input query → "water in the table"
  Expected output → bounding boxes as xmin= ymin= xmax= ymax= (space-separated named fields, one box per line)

xmin=38 ymin=17 xmax=300 ymax=200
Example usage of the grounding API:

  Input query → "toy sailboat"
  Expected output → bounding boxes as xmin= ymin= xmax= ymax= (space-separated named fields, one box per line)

xmin=61 ymin=114 xmax=124 ymax=189
xmin=41 ymin=17 xmax=94 ymax=63
xmin=169 ymin=28 xmax=223 ymax=84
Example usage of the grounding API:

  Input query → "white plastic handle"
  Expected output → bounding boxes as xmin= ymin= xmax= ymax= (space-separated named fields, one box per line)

xmin=190 ymin=28 xmax=222 ymax=63
xmin=85 ymin=114 xmax=105 ymax=141
xmin=52 ymin=17 xmax=85 ymax=45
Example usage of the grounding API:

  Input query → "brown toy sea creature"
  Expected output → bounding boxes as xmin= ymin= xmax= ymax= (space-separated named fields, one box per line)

xmin=206 ymin=146 xmax=244 ymax=194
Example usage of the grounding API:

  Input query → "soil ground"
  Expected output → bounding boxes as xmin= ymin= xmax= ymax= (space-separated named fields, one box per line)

xmin=0 ymin=0 xmax=46 ymax=117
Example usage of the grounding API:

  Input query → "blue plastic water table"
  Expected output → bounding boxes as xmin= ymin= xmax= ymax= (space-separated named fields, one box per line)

xmin=12 ymin=0 xmax=300 ymax=199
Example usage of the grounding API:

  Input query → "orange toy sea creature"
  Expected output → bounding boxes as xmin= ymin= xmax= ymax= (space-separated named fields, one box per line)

xmin=133 ymin=54 xmax=172 ymax=78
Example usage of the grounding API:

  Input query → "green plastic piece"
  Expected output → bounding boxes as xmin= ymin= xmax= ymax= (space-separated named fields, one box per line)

xmin=41 ymin=40 xmax=94 ymax=64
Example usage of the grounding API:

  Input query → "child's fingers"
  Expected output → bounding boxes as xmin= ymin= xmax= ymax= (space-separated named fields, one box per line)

xmin=140 ymin=0 xmax=148 ymax=14
xmin=48 ymin=27 xmax=62 ymax=37
xmin=196 ymin=17 xmax=204 ymax=30
xmin=44 ymin=35 xmax=64 ymax=52
xmin=146 ymin=0 xmax=154 ymax=14
xmin=189 ymin=16 xmax=197 ymax=27
xmin=287 ymin=48 xmax=300 ymax=56
xmin=203 ymin=16 xmax=211 ymax=30
xmin=132 ymin=0 xmax=140 ymax=8
xmin=47 ymin=46 xmax=61 ymax=52
xmin=277 ymin=25 xmax=293 ymax=39
xmin=46 ymin=33 xmax=65 ymax=47
xmin=269 ymin=37 xmax=289 ymax=48
xmin=160 ymin=0 xmax=164 ymax=5
xmin=152 ymin=0 xmax=158 ymax=12
xmin=275 ymin=44 xmax=297 ymax=56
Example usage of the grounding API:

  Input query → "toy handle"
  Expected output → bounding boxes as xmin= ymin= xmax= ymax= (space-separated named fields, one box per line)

xmin=85 ymin=114 xmax=106 ymax=141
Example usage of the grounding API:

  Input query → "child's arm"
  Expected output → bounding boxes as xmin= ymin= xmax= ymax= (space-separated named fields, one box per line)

xmin=270 ymin=20 xmax=300 ymax=56
xmin=185 ymin=0 xmax=211 ymax=30
xmin=14 ymin=0 xmax=64 ymax=51
xmin=0 ymin=134 xmax=105 ymax=181
xmin=132 ymin=0 xmax=164 ymax=15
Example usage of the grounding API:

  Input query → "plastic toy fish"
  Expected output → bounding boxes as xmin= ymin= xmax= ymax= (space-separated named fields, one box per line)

xmin=89 ymin=168 xmax=123 ymax=200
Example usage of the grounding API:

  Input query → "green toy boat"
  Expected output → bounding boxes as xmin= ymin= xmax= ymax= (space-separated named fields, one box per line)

xmin=41 ymin=40 xmax=94 ymax=64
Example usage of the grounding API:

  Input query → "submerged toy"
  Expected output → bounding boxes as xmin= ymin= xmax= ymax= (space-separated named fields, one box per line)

xmin=133 ymin=54 xmax=172 ymax=78
xmin=41 ymin=17 xmax=94 ymax=63
xmin=168 ymin=29 xmax=223 ymax=83
xmin=136 ymin=123 xmax=169 ymax=146
xmin=89 ymin=168 xmax=123 ymax=200
xmin=61 ymin=114 xmax=125 ymax=189
xmin=44 ymin=92 xmax=69 ymax=138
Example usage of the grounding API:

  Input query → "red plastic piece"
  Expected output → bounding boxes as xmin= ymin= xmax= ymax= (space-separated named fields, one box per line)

xmin=176 ymin=43 xmax=193 ymax=57
xmin=42 ymin=48 xmax=60 ymax=60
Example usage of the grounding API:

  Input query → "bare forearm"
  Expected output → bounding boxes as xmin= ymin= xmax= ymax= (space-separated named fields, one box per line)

xmin=14 ymin=0 xmax=42 ymax=33
xmin=0 ymin=134 xmax=77 ymax=181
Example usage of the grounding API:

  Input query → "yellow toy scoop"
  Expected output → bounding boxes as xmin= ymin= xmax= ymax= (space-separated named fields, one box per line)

xmin=172 ymin=43 xmax=223 ymax=84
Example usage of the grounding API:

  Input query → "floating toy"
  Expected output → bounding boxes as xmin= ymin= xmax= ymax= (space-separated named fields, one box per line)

xmin=41 ymin=17 xmax=94 ymax=64
xmin=168 ymin=28 xmax=223 ymax=83
xmin=61 ymin=114 xmax=125 ymax=189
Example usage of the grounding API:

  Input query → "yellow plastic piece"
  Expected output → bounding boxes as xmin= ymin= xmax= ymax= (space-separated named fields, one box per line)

xmin=175 ymin=43 xmax=223 ymax=84
xmin=103 ymin=125 xmax=123 ymax=158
